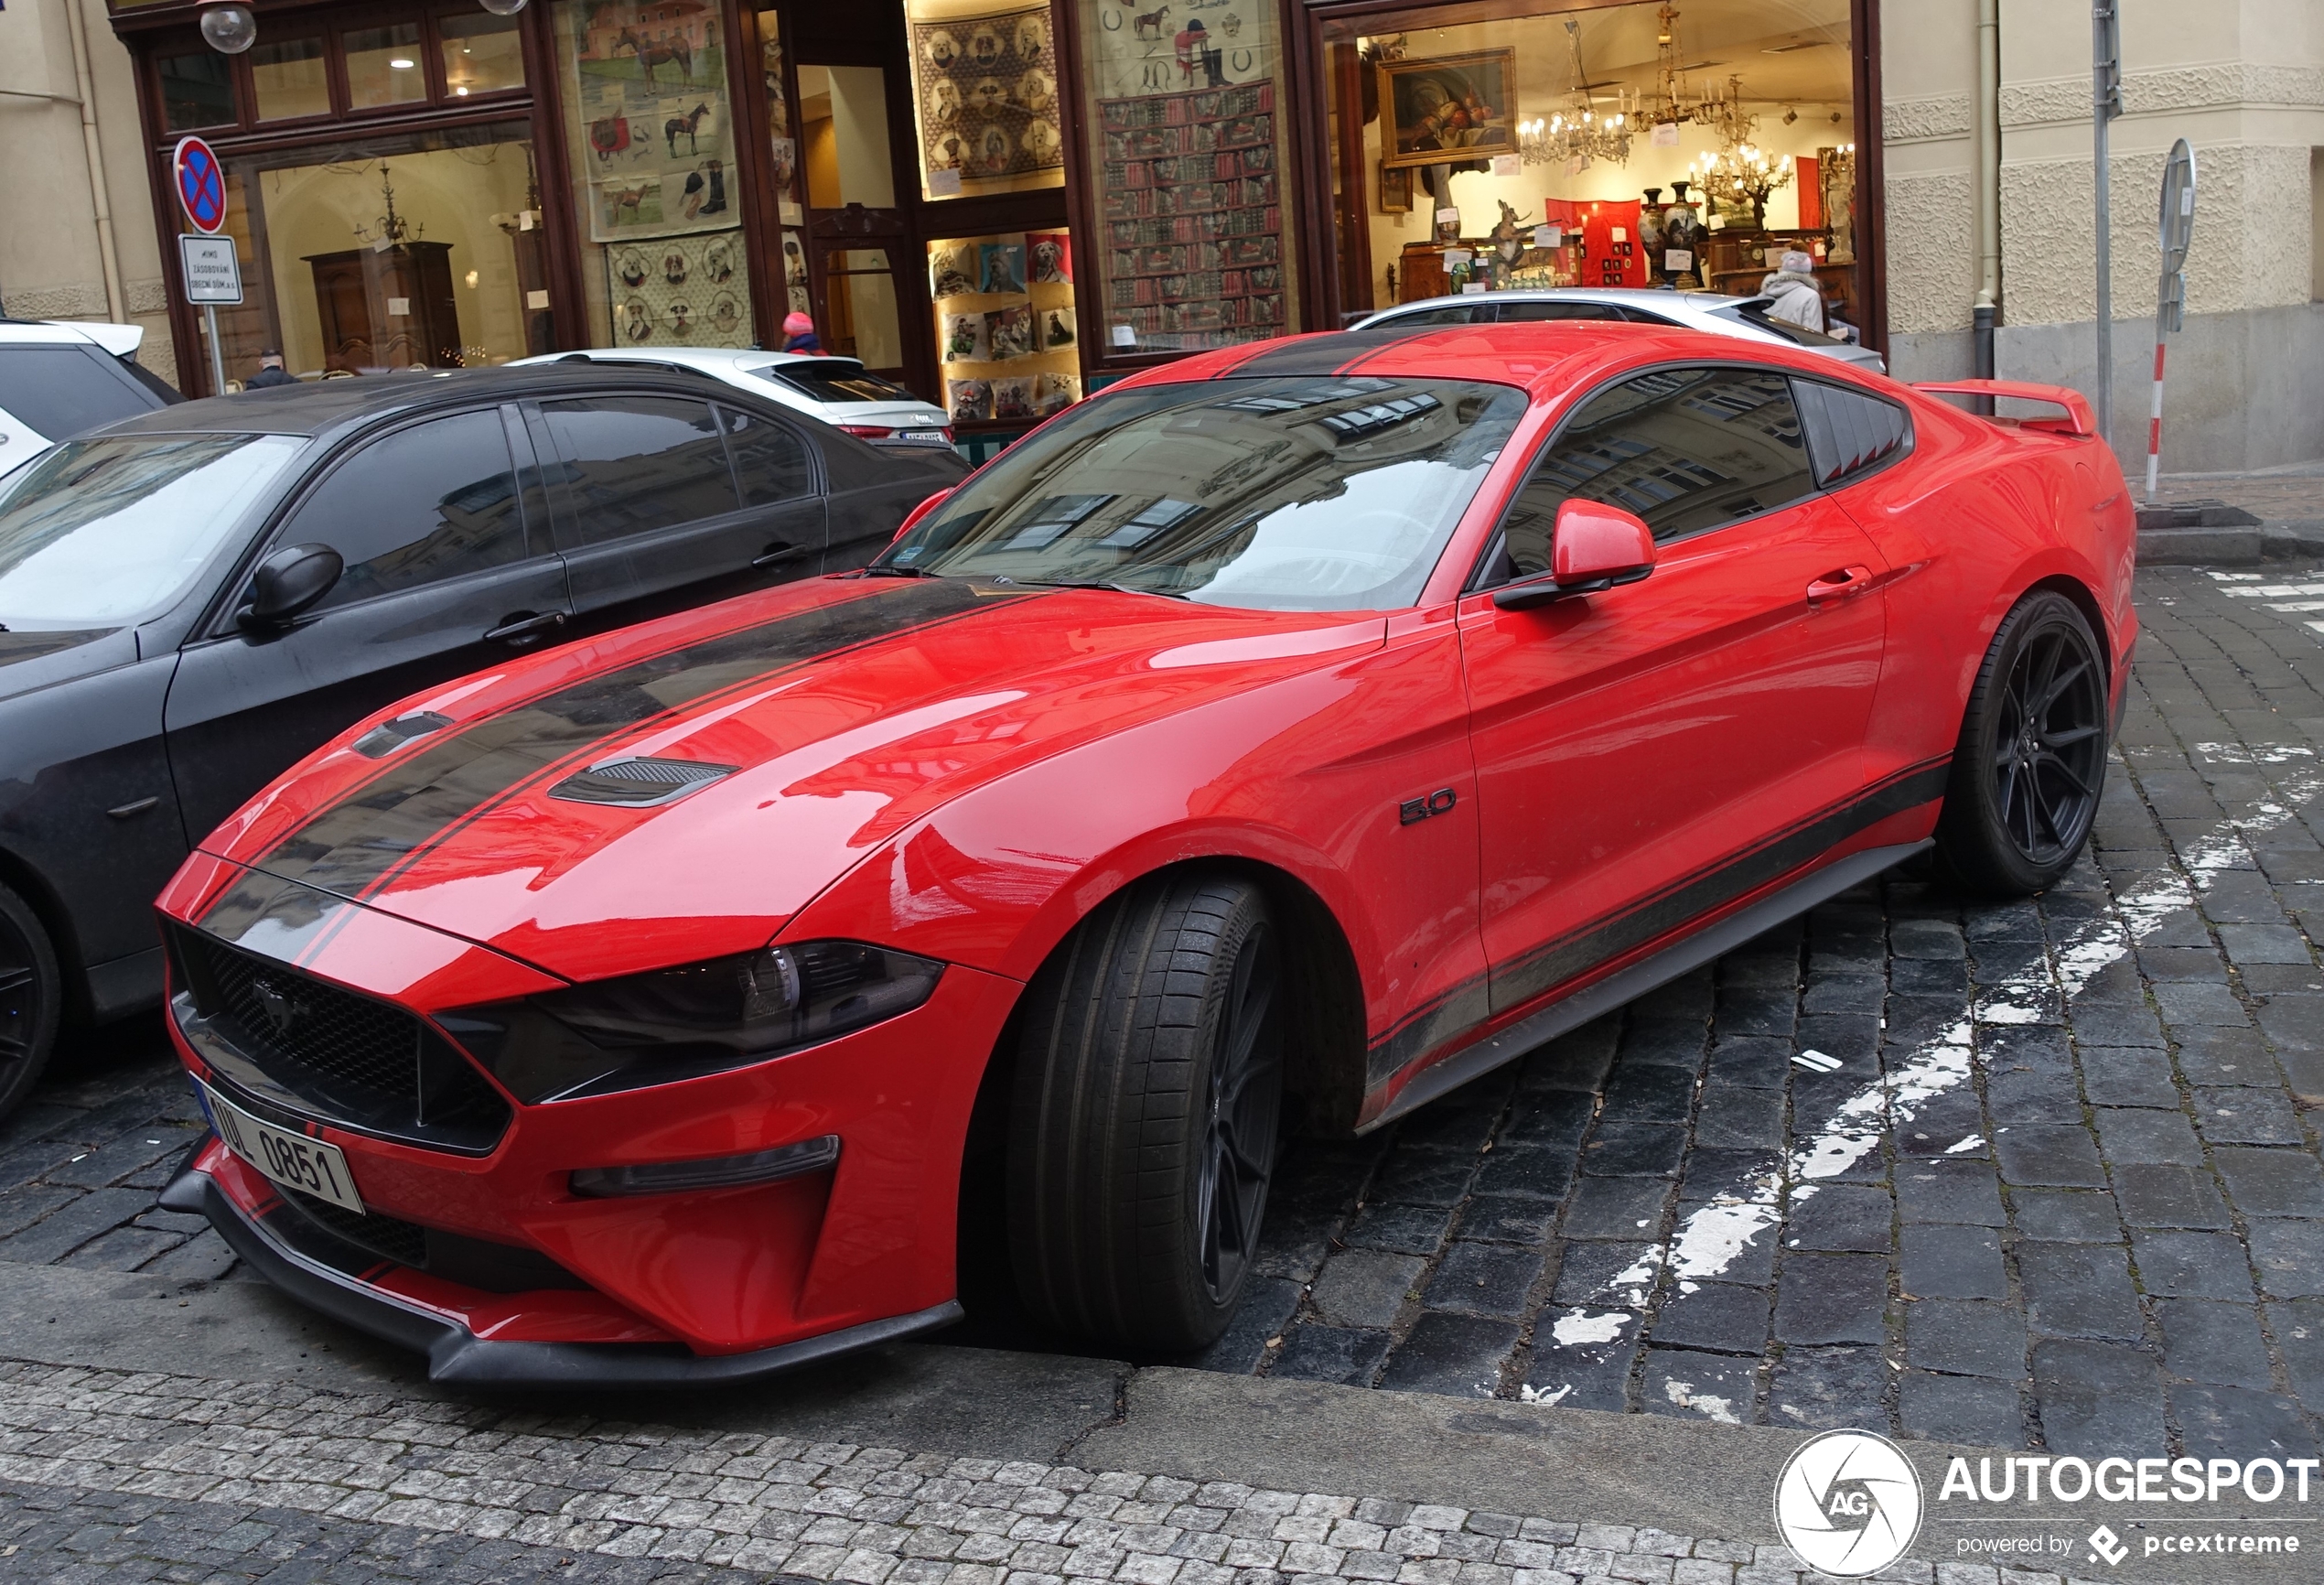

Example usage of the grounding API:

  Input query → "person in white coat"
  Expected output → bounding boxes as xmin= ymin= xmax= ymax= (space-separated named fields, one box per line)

xmin=1758 ymin=250 xmax=1826 ymax=333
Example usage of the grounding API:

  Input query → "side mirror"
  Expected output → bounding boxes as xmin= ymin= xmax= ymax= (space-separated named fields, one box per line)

xmin=1492 ymin=500 xmax=1656 ymax=610
xmin=891 ymin=488 xmax=952 ymax=545
xmin=237 ymin=543 xmax=343 ymax=631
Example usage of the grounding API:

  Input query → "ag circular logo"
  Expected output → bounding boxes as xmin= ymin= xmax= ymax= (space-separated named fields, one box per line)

xmin=1772 ymin=1429 xmax=1924 ymax=1577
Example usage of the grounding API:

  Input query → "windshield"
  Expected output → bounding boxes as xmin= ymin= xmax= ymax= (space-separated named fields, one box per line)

xmin=0 ymin=433 xmax=304 ymax=628
xmin=878 ymin=376 xmax=1527 ymax=610
xmin=755 ymin=360 xmax=920 ymax=405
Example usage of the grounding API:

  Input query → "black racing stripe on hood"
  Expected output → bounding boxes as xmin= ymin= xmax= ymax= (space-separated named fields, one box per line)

xmin=221 ymin=577 xmax=1022 ymax=912
xmin=1221 ymin=329 xmax=1431 ymax=378
xmin=0 ymin=628 xmax=116 ymax=667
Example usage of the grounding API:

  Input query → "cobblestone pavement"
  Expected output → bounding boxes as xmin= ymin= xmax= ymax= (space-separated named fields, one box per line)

xmin=0 ymin=1362 xmax=2050 ymax=1585
xmin=4 ymin=569 xmax=2323 ymax=1464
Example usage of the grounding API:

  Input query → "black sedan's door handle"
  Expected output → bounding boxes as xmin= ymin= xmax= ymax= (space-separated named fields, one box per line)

xmin=486 ymin=609 xmax=568 ymax=644
xmin=751 ymin=542 xmax=808 ymax=570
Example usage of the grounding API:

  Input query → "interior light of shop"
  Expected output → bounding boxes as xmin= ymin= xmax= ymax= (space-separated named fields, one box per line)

xmin=465 ymin=270 xmax=479 ymax=287
xmin=478 ymin=0 xmax=530 ymax=16
xmin=389 ymin=57 xmax=416 ymax=68
xmin=199 ymin=4 xmax=257 ymax=53
xmin=455 ymin=85 xmax=469 ymax=94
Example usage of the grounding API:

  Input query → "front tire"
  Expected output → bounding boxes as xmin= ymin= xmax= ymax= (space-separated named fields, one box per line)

xmin=0 ymin=881 xmax=60 ymax=1122
xmin=1933 ymin=590 xmax=2109 ymax=897
xmin=1007 ymin=870 xmax=1282 ymax=1352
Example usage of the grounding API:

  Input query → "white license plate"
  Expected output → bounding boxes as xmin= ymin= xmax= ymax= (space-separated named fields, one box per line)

xmin=199 ymin=1082 xmax=366 ymax=1213
xmin=898 ymin=428 xmax=949 ymax=442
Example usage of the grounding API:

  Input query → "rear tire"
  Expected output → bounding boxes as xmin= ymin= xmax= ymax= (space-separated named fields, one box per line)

xmin=1006 ymin=870 xmax=1282 ymax=1352
xmin=0 ymin=881 xmax=60 ymax=1122
xmin=1933 ymin=590 xmax=2109 ymax=898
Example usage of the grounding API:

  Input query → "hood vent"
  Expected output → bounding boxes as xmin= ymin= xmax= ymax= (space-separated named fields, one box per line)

xmin=352 ymin=711 xmax=454 ymax=759
xmin=549 ymin=756 xmax=738 ymax=808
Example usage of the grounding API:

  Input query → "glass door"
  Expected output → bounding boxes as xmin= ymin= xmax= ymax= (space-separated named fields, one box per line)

xmin=815 ymin=245 xmax=908 ymax=376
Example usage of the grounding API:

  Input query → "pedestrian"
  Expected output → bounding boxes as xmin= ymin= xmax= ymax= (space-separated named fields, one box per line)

xmin=780 ymin=311 xmax=822 ymax=353
xmin=243 ymin=350 xmax=296 ymax=390
xmin=1757 ymin=250 xmax=1826 ymax=333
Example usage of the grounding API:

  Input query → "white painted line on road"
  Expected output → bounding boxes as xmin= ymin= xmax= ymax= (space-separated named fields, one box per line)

xmin=1791 ymin=1050 xmax=1842 ymax=1073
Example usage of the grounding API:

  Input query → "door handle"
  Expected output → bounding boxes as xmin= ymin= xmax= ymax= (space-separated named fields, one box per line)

xmin=1805 ymin=566 xmax=1874 ymax=602
xmin=751 ymin=542 xmax=808 ymax=570
xmin=486 ymin=609 xmax=568 ymax=644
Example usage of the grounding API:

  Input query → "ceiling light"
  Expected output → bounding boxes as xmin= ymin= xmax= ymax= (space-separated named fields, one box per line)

xmin=454 ymin=84 xmax=469 ymax=94
xmin=389 ymin=56 xmax=415 ymax=68
xmin=479 ymin=0 xmax=530 ymax=16
xmin=199 ymin=4 xmax=256 ymax=53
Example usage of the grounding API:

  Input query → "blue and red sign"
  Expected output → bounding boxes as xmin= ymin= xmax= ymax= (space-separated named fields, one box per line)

xmin=173 ymin=136 xmax=226 ymax=234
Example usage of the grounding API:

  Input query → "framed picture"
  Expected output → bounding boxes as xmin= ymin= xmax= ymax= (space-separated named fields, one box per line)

xmin=1378 ymin=164 xmax=1411 ymax=213
xmin=1378 ymin=50 xmax=1516 ymax=172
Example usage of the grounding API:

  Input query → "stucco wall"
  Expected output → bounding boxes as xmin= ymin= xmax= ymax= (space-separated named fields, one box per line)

xmin=1878 ymin=0 xmax=2324 ymax=469
xmin=0 ymin=0 xmax=176 ymax=389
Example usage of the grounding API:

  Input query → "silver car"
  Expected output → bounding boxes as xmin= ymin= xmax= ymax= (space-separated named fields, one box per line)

xmin=512 ymin=346 xmax=957 ymax=449
xmin=1353 ymin=287 xmax=1886 ymax=374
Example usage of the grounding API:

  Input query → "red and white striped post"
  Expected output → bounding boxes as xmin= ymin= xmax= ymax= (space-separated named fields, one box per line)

xmin=2145 ymin=338 xmax=2168 ymax=501
xmin=2147 ymin=140 xmax=2196 ymax=505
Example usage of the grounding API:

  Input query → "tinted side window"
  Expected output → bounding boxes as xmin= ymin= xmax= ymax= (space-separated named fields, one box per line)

xmin=538 ymin=396 xmax=741 ymax=545
xmin=718 ymin=405 xmax=814 ymax=506
xmin=280 ymin=411 xmax=529 ymax=609
xmin=1514 ymin=368 xmax=1813 ymax=553
xmin=0 ymin=347 xmax=157 ymax=442
xmin=1383 ymin=306 xmax=1486 ymax=328
xmin=1498 ymin=301 xmax=1626 ymax=322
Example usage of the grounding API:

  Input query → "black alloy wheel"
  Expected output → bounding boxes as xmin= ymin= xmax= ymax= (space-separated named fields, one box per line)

xmin=1935 ymin=590 xmax=2109 ymax=897
xmin=1007 ymin=870 xmax=1284 ymax=1352
xmin=0 ymin=880 xmax=60 ymax=1122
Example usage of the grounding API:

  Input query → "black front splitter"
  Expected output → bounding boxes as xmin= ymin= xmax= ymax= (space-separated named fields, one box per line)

xmin=161 ymin=1159 xmax=962 ymax=1388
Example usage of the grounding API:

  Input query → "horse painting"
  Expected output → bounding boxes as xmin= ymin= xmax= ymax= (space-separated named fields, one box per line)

xmin=665 ymin=102 xmax=712 ymax=156
xmin=616 ymin=27 xmax=693 ymax=88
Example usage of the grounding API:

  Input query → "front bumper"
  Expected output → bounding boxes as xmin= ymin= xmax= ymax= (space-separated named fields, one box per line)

xmin=162 ymin=1151 xmax=960 ymax=1386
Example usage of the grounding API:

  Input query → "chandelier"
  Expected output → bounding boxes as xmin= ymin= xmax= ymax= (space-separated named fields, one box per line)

xmin=1689 ymin=142 xmax=1792 ymax=229
xmin=1645 ymin=5 xmax=1714 ymax=126
xmin=1518 ymin=19 xmax=1630 ymax=167
xmin=1698 ymin=75 xmax=1757 ymax=147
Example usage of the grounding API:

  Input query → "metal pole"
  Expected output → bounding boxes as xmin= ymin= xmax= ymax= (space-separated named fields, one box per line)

xmin=2093 ymin=3 xmax=2122 ymax=447
xmin=203 ymin=303 xmax=226 ymax=395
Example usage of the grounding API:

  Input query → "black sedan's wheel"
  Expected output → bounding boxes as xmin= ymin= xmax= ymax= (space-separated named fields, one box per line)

xmin=0 ymin=881 xmax=59 ymax=1121
xmin=1934 ymin=590 xmax=2109 ymax=897
xmin=1007 ymin=870 xmax=1282 ymax=1352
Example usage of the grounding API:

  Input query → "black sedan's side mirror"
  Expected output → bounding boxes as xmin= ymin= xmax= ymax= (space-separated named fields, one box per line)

xmin=237 ymin=543 xmax=343 ymax=631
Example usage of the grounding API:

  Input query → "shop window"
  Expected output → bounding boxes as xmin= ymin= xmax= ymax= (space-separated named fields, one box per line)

xmin=756 ymin=8 xmax=811 ymax=321
xmin=799 ymin=65 xmax=897 ymax=210
xmin=251 ymin=38 xmax=330 ymax=122
xmin=901 ymin=0 xmax=1063 ymax=202
xmin=550 ymin=0 xmax=756 ymax=351
xmin=1067 ymin=0 xmax=1298 ymax=355
xmin=929 ymin=230 xmax=1076 ymax=424
xmin=1322 ymin=1 xmax=1855 ymax=329
xmin=280 ymin=411 xmax=532 ymax=609
xmin=441 ymin=13 xmax=526 ymax=98
xmin=222 ymin=128 xmax=543 ymax=383
xmin=346 ymin=23 xmax=428 ymax=109
xmin=158 ymin=49 xmax=236 ymax=131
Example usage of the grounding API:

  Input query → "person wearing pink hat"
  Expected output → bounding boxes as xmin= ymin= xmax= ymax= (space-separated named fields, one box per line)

xmin=780 ymin=311 xmax=822 ymax=353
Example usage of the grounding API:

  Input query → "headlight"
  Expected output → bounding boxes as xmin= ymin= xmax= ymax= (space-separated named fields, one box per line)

xmin=438 ymin=941 xmax=943 ymax=1103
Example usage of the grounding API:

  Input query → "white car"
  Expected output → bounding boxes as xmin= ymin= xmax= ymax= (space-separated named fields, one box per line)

xmin=0 ymin=319 xmax=181 ymax=478
xmin=1353 ymin=287 xmax=1886 ymax=374
xmin=513 ymin=346 xmax=956 ymax=449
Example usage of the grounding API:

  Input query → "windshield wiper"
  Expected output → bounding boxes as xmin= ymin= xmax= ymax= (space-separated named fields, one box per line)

xmin=994 ymin=577 xmax=1189 ymax=599
xmin=857 ymin=564 xmax=936 ymax=578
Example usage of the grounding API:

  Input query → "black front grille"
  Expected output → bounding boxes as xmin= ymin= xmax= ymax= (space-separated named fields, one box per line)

xmin=168 ymin=922 xmax=511 ymax=1154
xmin=278 ymin=1183 xmax=429 ymax=1267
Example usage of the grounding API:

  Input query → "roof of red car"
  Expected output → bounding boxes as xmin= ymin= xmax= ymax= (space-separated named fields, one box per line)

xmin=1114 ymin=321 xmax=1869 ymax=404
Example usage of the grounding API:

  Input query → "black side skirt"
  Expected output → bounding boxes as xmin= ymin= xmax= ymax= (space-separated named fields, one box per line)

xmin=1358 ymin=838 xmax=1931 ymax=1133
xmin=162 ymin=1160 xmax=962 ymax=1388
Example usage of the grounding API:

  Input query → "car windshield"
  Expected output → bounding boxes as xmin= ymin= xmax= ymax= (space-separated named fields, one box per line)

xmin=878 ymin=375 xmax=1526 ymax=611
xmin=754 ymin=359 xmax=920 ymax=405
xmin=0 ymin=433 xmax=303 ymax=628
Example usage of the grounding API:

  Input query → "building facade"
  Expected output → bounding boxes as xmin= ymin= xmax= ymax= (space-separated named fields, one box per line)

xmin=4 ymin=0 xmax=2316 ymax=474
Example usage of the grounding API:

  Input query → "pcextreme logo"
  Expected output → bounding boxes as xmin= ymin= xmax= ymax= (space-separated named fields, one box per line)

xmin=1773 ymin=1429 xmax=1926 ymax=1578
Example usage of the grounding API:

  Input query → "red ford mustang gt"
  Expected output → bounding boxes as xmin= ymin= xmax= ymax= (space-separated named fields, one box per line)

xmin=157 ymin=324 xmax=2135 ymax=1385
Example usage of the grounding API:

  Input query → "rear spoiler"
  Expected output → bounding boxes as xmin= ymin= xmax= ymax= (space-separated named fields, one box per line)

xmin=1910 ymin=379 xmax=2096 ymax=437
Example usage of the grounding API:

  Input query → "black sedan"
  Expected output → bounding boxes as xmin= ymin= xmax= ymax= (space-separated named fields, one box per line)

xmin=0 ymin=363 xmax=964 ymax=1115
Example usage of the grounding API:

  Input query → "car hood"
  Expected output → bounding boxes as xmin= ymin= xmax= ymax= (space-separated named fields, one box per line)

xmin=194 ymin=576 xmax=1386 ymax=984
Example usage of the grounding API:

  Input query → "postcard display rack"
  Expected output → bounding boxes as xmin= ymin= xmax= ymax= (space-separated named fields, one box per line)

xmin=930 ymin=231 xmax=1081 ymax=423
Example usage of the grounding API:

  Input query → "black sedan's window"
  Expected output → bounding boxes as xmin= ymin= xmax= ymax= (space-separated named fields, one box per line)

xmin=278 ymin=411 xmax=530 ymax=609
xmin=537 ymin=396 xmax=742 ymax=545
xmin=717 ymin=405 xmax=813 ymax=506
xmin=1498 ymin=367 xmax=1814 ymax=573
